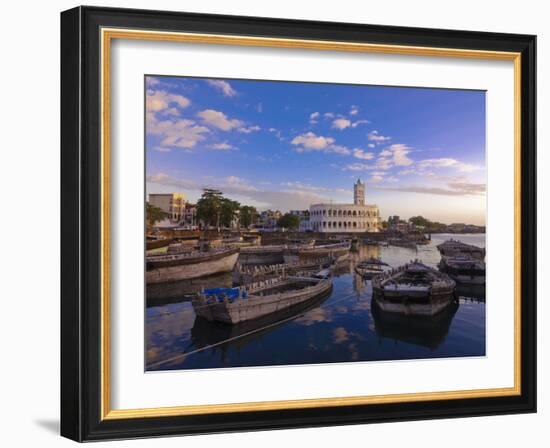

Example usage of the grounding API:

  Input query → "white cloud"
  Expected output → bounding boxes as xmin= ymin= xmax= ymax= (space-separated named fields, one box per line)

xmin=350 ymin=105 xmax=359 ymax=116
xmin=310 ymin=112 xmax=320 ymax=124
xmin=206 ymin=79 xmax=237 ymax=97
xmin=368 ymin=143 xmax=376 ymax=148
xmin=291 ymin=132 xmax=335 ymax=150
xmin=238 ymin=125 xmax=261 ymax=134
xmin=209 ymin=142 xmax=237 ymax=151
xmin=369 ymin=174 xmax=384 ymax=183
xmin=324 ymin=112 xmax=335 ymax=119
xmin=374 ymin=182 xmax=486 ymax=196
xmin=268 ymin=127 xmax=284 ymax=141
xmin=351 ymin=119 xmax=369 ymax=128
xmin=332 ymin=118 xmax=351 ymax=130
xmin=417 ymin=158 xmax=480 ymax=173
xmin=146 ymin=77 xmax=161 ymax=87
xmin=147 ymin=114 xmax=210 ymax=149
xmin=280 ymin=181 xmax=331 ymax=192
xmin=388 ymin=144 xmax=414 ymax=166
xmin=146 ymin=90 xmax=191 ymax=112
xmin=197 ymin=109 xmax=243 ymax=131
xmin=291 ymin=132 xmax=350 ymax=155
xmin=345 ymin=163 xmax=373 ymax=171
xmin=353 ymin=149 xmax=375 ymax=160
xmin=368 ymin=130 xmax=391 ymax=143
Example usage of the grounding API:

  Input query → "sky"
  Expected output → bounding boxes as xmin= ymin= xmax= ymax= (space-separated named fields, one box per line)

xmin=146 ymin=76 xmax=486 ymax=225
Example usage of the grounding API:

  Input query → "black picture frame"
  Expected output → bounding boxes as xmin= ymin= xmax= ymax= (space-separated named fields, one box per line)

xmin=61 ymin=5 xmax=536 ymax=442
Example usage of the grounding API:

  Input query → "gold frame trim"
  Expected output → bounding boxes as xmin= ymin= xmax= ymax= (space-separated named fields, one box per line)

xmin=100 ymin=28 xmax=522 ymax=421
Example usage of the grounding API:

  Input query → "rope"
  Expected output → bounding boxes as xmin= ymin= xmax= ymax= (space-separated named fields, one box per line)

xmin=146 ymin=290 xmax=363 ymax=369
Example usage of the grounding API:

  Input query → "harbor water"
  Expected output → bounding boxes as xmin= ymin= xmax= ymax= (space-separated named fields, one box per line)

xmin=146 ymin=233 xmax=486 ymax=371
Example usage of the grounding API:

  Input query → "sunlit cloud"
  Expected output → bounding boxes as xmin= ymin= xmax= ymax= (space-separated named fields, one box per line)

xmin=206 ymin=79 xmax=238 ymax=97
xmin=291 ymin=132 xmax=351 ymax=155
xmin=208 ymin=142 xmax=238 ymax=151
xmin=374 ymin=182 xmax=486 ymax=196
xmin=146 ymin=90 xmax=191 ymax=112
xmin=332 ymin=118 xmax=351 ymax=130
xmin=353 ymin=149 xmax=375 ymax=160
xmin=197 ymin=109 xmax=243 ymax=131
xmin=147 ymin=114 xmax=210 ymax=149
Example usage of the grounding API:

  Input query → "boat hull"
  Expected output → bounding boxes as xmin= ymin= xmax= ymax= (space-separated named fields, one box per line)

xmin=439 ymin=259 xmax=486 ymax=285
xmin=372 ymin=288 xmax=455 ymax=316
xmin=294 ymin=245 xmax=350 ymax=262
xmin=193 ymin=278 xmax=332 ymax=324
xmin=238 ymin=245 xmax=286 ymax=265
xmin=146 ymin=252 xmax=239 ymax=284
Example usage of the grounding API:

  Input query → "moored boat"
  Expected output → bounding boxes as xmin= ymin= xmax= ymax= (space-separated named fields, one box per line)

xmin=192 ymin=274 xmax=333 ymax=324
xmin=237 ymin=256 xmax=334 ymax=283
xmin=146 ymin=247 xmax=239 ymax=284
xmin=437 ymin=239 xmax=485 ymax=260
xmin=355 ymin=257 xmax=390 ymax=279
xmin=238 ymin=244 xmax=287 ymax=265
xmin=372 ymin=260 xmax=456 ymax=316
xmin=291 ymin=241 xmax=351 ymax=262
xmin=438 ymin=255 xmax=485 ymax=285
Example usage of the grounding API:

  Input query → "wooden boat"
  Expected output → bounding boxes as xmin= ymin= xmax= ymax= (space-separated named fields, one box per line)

xmin=237 ymin=256 xmax=334 ymax=284
xmin=146 ymin=247 xmax=239 ymax=284
xmin=437 ymin=239 xmax=485 ymax=260
xmin=355 ymin=257 xmax=390 ymax=279
xmin=291 ymin=241 xmax=351 ymax=262
xmin=438 ymin=255 xmax=485 ymax=285
xmin=192 ymin=274 xmax=333 ymax=324
xmin=372 ymin=261 xmax=456 ymax=316
xmin=238 ymin=244 xmax=287 ymax=265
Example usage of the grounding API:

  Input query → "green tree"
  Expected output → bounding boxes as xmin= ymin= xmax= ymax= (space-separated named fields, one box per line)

xmin=239 ymin=205 xmax=258 ymax=228
xmin=196 ymin=189 xmax=224 ymax=229
xmin=146 ymin=202 xmax=168 ymax=227
xmin=277 ymin=213 xmax=300 ymax=230
xmin=220 ymin=198 xmax=241 ymax=228
xmin=408 ymin=216 xmax=431 ymax=227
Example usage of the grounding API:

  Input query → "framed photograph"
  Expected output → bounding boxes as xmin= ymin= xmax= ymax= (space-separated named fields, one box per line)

xmin=61 ymin=6 xmax=536 ymax=441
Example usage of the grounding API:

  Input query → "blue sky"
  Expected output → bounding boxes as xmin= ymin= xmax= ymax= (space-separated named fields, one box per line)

xmin=146 ymin=76 xmax=486 ymax=225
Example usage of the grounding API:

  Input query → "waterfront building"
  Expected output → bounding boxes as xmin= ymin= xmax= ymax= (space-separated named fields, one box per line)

xmin=149 ymin=193 xmax=186 ymax=223
xmin=290 ymin=210 xmax=311 ymax=231
xmin=309 ymin=179 xmax=380 ymax=233
xmin=182 ymin=203 xmax=197 ymax=228
xmin=257 ymin=210 xmax=282 ymax=230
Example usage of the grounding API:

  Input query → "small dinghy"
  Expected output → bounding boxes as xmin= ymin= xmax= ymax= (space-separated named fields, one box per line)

xmin=192 ymin=272 xmax=333 ymax=324
xmin=355 ymin=257 xmax=390 ymax=279
xmin=372 ymin=260 xmax=456 ymax=316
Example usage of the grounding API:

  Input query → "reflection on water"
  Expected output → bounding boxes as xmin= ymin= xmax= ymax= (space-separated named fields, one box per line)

xmin=146 ymin=234 xmax=486 ymax=371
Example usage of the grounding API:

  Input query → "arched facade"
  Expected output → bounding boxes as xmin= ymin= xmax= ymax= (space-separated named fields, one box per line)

xmin=309 ymin=203 xmax=380 ymax=233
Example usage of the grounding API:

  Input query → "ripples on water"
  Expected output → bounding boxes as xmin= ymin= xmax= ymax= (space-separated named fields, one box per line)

xmin=146 ymin=234 xmax=486 ymax=371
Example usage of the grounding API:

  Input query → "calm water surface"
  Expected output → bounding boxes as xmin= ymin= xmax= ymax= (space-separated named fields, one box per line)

xmin=146 ymin=233 xmax=486 ymax=371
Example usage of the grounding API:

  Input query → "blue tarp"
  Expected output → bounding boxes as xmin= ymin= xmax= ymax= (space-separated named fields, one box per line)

xmin=203 ymin=287 xmax=241 ymax=301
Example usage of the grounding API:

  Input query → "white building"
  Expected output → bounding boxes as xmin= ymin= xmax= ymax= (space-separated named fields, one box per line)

xmin=309 ymin=179 xmax=380 ymax=233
